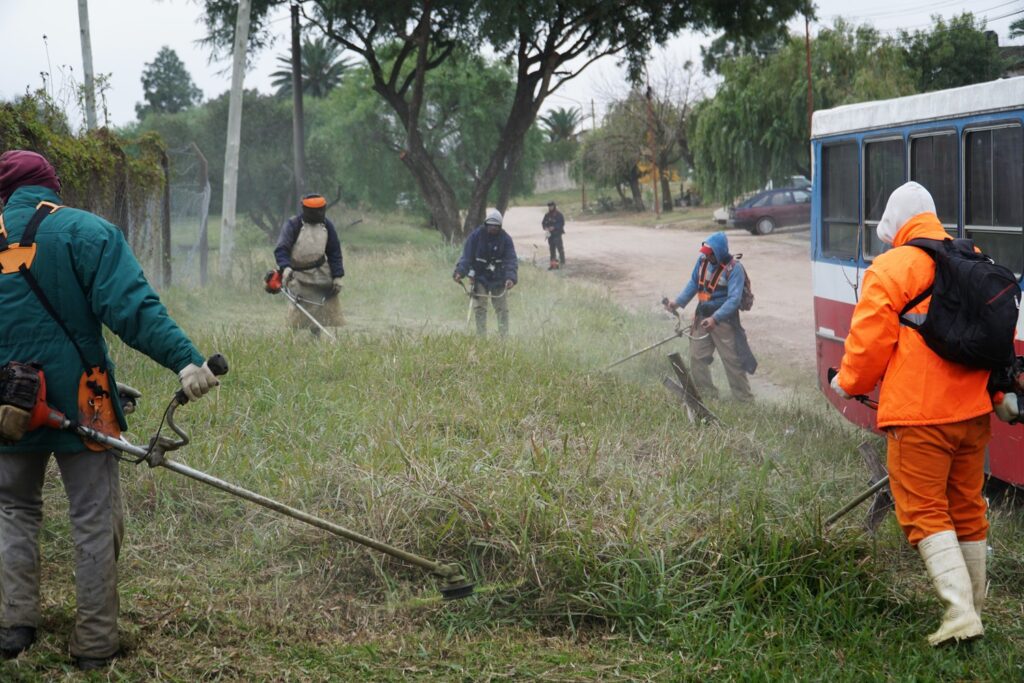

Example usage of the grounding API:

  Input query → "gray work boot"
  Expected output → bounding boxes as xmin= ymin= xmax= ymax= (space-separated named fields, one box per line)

xmin=918 ymin=530 xmax=984 ymax=646
xmin=0 ymin=626 xmax=36 ymax=659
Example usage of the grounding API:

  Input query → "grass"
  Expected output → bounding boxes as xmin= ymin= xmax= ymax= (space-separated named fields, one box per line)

xmin=5 ymin=218 xmax=1024 ymax=680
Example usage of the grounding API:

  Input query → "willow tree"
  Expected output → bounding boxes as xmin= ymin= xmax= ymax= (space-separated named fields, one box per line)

xmin=202 ymin=0 xmax=806 ymax=239
xmin=689 ymin=20 xmax=916 ymax=205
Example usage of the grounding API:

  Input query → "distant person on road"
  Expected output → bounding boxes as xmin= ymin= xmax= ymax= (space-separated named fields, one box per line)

xmin=665 ymin=231 xmax=756 ymax=401
xmin=830 ymin=182 xmax=992 ymax=647
xmin=453 ymin=208 xmax=518 ymax=337
xmin=274 ymin=193 xmax=345 ymax=336
xmin=542 ymin=201 xmax=565 ymax=270
xmin=0 ymin=149 xmax=218 ymax=671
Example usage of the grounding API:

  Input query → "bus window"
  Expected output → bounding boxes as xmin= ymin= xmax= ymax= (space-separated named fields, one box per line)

xmin=822 ymin=142 xmax=859 ymax=259
xmin=910 ymin=132 xmax=957 ymax=231
xmin=864 ymin=138 xmax=905 ymax=257
xmin=965 ymin=125 xmax=1023 ymax=276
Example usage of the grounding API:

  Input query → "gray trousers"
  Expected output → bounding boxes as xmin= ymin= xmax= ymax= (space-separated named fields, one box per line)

xmin=689 ymin=316 xmax=754 ymax=401
xmin=472 ymin=282 xmax=509 ymax=337
xmin=0 ymin=450 xmax=123 ymax=658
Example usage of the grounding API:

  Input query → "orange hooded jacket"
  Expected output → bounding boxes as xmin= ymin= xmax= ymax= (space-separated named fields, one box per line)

xmin=838 ymin=213 xmax=992 ymax=428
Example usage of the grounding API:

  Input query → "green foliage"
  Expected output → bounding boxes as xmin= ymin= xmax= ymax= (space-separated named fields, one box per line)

xmin=138 ymin=89 xmax=340 ymax=240
xmin=135 ymin=47 xmax=203 ymax=120
xmin=690 ymin=20 xmax=915 ymax=204
xmin=0 ymin=92 xmax=164 ymax=223
xmin=900 ymin=13 xmax=1009 ymax=92
xmin=539 ymin=107 xmax=583 ymax=142
xmin=270 ymin=35 xmax=352 ymax=98
xmin=311 ymin=54 xmax=542 ymax=213
xmin=200 ymin=0 xmax=808 ymax=237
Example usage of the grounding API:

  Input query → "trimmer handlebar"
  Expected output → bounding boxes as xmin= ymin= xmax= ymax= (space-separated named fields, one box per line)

xmin=173 ymin=353 xmax=229 ymax=407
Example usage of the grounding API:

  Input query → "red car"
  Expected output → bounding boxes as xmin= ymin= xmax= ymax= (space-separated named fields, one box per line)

xmin=729 ymin=187 xmax=811 ymax=235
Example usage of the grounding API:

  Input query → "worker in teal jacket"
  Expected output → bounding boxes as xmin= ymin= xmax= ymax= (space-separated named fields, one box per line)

xmin=0 ymin=150 xmax=218 ymax=671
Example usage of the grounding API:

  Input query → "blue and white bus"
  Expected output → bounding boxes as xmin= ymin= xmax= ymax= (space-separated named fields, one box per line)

xmin=810 ymin=77 xmax=1024 ymax=485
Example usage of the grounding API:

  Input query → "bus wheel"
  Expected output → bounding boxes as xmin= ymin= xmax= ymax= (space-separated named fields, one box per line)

xmin=755 ymin=216 xmax=776 ymax=235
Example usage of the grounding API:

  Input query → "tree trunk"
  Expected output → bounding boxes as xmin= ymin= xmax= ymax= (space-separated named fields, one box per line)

xmin=77 ymin=0 xmax=97 ymax=130
xmin=219 ymin=0 xmax=251 ymax=279
xmin=615 ymin=183 xmax=627 ymax=205
xmin=661 ymin=175 xmax=674 ymax=212
xmin=290 ymin=2 xmax=306 ymax=201
xmin=628 ymin=171 xmax=645 ymax=212
xmin=494 ymin=138 xmax=525 ymax=216
xmin=399 ymin=147 xmax=462 ymax=242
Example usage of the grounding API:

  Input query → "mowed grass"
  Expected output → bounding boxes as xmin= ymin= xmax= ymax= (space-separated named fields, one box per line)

xmin=5 ymin=221 xmax=1024 ymax=681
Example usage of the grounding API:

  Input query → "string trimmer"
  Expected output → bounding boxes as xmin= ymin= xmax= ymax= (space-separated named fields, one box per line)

xmin=0 ymin=354 xmax=474 ymax=600
xmin=605 ymin=299 xmax=708 ymax=370
xmin=264 ymin=270 xmax=338 ymax=341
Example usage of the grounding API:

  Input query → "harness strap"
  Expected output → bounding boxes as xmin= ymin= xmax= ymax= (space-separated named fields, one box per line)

xmin=10 ymin=203 xmax=96 ymax=371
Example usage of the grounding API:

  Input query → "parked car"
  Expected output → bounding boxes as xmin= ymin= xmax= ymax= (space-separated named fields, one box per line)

xmin=764 ymin=175 xmax=811 ymax=191
xmin=729 ymin=187 xmax=811 ymax=235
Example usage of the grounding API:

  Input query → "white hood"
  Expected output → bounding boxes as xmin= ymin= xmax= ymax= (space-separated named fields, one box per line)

xmin=877 ymin=181 xmax=937 ymax=245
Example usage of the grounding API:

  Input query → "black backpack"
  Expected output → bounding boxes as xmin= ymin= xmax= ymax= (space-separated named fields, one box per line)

xmin=898 ymin=238 xmax=1020 ymax=370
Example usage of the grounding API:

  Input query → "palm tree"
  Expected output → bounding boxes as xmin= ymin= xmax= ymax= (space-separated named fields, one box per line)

xmin=538 ymin=107 xmax=583 ymax=142
xmin=271 ymin=36 xmax=352 ymax=98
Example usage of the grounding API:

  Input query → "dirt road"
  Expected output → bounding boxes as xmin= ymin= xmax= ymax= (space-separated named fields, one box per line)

xmin=504 ymin=206 xmax=817 ymax=394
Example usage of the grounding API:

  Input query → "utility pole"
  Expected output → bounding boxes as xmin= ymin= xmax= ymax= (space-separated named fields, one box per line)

xmin=644 ymin=85 xmax=660 ymax=218
xmin=290 ymin=1 xmax=307 ymax=202
xmin=805 ymin=13 xmax=814 ymax=137
xmin=220 ymin=0 xmax=252 ymax=279
xmin=77 ymin=0 xmax=97 ymax=130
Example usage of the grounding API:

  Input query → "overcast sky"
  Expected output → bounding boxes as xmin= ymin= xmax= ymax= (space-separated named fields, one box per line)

xmin=1 ymin=1 xmax=1021 ymax=131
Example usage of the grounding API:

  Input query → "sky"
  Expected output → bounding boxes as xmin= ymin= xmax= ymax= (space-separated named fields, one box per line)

xmin=1 ymin=0 xmax=1022 ymax=132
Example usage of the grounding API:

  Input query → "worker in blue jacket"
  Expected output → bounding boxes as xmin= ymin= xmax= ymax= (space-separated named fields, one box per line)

xmin=665 ymin=231 xmax=756 ymax=401
xmin=0 ymin=150 xmax=217 ymax=671
xmin=453 ymin=208 xmax=518 ymax=337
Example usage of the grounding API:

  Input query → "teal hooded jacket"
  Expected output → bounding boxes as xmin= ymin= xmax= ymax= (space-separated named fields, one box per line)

xmin=0 ymin=185 xmax=203 ymax=454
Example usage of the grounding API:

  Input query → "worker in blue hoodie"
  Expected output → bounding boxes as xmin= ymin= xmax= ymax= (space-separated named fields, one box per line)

xmin=665 ymin=231 xmax=756 ymax=401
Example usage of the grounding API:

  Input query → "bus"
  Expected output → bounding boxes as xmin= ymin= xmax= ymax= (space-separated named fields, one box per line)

xmin=810 ymin=77 xmax=1024 ymax=486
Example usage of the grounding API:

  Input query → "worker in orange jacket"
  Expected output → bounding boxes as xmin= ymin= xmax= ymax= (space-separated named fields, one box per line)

xmin=831 ymin=182 xmax=991 ymax=646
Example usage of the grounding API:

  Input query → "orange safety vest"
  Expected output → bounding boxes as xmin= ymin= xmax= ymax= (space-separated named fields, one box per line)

xmin=697 ymin=259 xmax=725 ymax=302
xmin=838 ymin=213 xmax=992 ymax=428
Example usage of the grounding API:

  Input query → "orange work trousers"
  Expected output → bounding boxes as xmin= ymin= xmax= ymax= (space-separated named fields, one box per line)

xmin=886 ymin=415 xmax=991 ymax=546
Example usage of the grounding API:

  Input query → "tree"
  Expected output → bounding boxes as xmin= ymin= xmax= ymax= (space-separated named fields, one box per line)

xmin=135 ymin=47 xmax=203 ymax=119
xmin=200 ymin=0 xmax=806 ymax=240
xmin=310 ymin=53 xmax=542 ymax=213
xmin=1012 ymin=17 xmax=1024 ymax=39
xmin=539 ymin=107 xmax=582 ymax=142
xmin=900 ymin=13 xmax=1008 ymax=92
xmin=270 ymin=35 xmax=352 ymax=98
xmin=689 ymin=20 xmax=915 ymax=205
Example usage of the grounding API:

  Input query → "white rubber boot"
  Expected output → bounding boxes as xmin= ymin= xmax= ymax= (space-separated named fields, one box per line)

xmin=959 ymin=540 xmax=987 ymax=617
xmin=918 ymin=530 xmax=984 ymax=646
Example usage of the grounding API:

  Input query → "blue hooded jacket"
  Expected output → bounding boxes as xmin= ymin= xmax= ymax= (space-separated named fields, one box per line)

xmin=674 ymin=231 xmax=746 ymax=321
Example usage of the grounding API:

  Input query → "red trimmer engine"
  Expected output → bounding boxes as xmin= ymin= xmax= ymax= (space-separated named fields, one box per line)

xmin=264 ymin=269 xmax=283 ymax=294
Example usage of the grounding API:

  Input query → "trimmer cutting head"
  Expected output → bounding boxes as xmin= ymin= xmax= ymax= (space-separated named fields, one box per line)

xmin=436 ymin=565 xmax=475 ymax=600
xmin=440 ymin=577 xmax=476 ymax=600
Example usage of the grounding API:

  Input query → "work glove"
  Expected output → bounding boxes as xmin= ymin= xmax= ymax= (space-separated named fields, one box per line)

xmin=178 ymin=362 xmax=219 ymax=402
xmin=453 ymin=272 xmax=463 ymax=283
xmin=504 ymin=279 xmax=515 ymax=290
xmin=116 ymin=382 xmax=142 ymax=415
xmin=665 ymin=300 xmax=679 ymax=313
xmin=830 ymin=371 xmax=851 ymax=400
xmin=282 ymin=266 xmax=294 ymax=285
xmin=700 ymin=317 xmax=717 ymax=331
xmin=332 ymin=277 xmax=343 ymax=295
xmin=993 ymin=391 xmax=1021 ymax=423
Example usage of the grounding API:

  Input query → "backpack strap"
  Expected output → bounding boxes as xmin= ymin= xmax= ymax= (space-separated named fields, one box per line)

xmin=10 ymin=203 xmax=95 ymax=371
xmin=897 ymin=238 xmax=945 ymax=328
